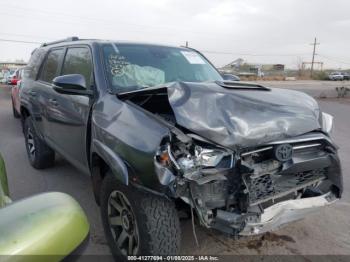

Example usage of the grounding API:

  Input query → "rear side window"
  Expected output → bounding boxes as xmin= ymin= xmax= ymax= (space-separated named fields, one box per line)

xmin=39 ymin=48 xmax=65 ymax=83
xmin=62 ymin=47 xmax=93 ymax=88
xmin=26 ymin=48 xmax=46 ymax=79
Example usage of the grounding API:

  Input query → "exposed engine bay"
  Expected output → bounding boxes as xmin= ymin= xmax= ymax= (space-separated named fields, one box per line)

xmin=118 ymin=81 xmax=343 ymax=236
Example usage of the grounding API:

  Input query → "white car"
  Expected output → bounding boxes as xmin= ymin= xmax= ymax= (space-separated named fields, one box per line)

xmin=329 ymin=72 xmax=344 ymax=81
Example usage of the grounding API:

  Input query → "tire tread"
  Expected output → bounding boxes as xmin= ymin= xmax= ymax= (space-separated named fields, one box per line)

xmin=24 ymin=117 xmax=55 ymax=169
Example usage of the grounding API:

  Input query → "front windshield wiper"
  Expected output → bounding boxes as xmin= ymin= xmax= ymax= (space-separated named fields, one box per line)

xmin=215 ymin=80 xmax=271 ymax=91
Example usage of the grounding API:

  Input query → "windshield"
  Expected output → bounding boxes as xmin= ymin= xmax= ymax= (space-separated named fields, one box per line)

xmin=102 ymin=43 xmax=222 ymax=93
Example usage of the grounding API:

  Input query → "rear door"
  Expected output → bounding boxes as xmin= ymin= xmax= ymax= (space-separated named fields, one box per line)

xmin=32 ymin=48 xmax=65 ymax=140
xmin=47 ymin=46 xmax=94 ymax=173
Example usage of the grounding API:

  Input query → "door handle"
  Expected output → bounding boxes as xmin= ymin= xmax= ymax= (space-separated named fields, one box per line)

xmin=49 ymin=99 xmax=59 ymax=106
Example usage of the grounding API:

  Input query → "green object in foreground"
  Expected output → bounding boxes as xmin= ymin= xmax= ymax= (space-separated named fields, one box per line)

xmin=0 ymin=192 xmax=90 ymax=261
xmin=0 ymin=153 xmax=10 ymax=207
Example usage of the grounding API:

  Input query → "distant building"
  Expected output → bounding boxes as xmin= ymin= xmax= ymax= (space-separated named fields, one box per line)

xmin=0 ymin=61 xmax=27 ymax=70
xmin=219 ymin=58 xmax=244 ymax=74
xmin=261 ymin=64 xmax=285 ymax=71
xmin=0 ymin=61 xmax=26 ymax=82
xmin=219 ymin=58 xmax=285 ymax=77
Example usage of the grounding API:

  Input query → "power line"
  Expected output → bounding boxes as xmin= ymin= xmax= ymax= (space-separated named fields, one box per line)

xmin=0 ymin=35 xmax=317 ymax=58
xmin=0 ymin=10 xmax=198 ymax=41
xmin=0 ymin=35 xmax=310 ymax=57
xmin=0 ymin=32 xmax=55 ymax=41
xmin=0 ymin=4 xmax=213 ymax=38
xmin=199 ymin=49 xmax=309 ymax=57
xmin=1 ymin=36 xmax=349 ymax=67
xmin=0 ymin=38 xmax=41 ymax=44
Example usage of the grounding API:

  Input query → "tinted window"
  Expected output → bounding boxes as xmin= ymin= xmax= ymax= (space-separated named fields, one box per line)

xmin=39 ymin=49 xmax=64 ymax=83
xmin=62 ymin=47 xmax=93 ymax=88
xmin=27 ymin=48 xmax=46 ymax=79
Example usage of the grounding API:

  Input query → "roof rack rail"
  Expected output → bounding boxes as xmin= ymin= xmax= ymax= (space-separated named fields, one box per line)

xmin=41 ymin=36 xmax=79 ymax=47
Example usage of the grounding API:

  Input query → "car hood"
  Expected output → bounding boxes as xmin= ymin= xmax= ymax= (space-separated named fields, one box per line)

xmin=119 ymin=81 xmax=321 ymax=149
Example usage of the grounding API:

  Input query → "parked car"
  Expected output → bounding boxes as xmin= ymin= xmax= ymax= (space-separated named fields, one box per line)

xmin=341 ymin=72 xmax=350 ymax=80
xmin=0 ymin=153 xmax=89 ymax=260
xmin=11 ymin=68 xmax=23 ymax=118
xmin=0 ymin=71 xmax=4 ymax=84
xmin=7 ymin=69 xmax=20 ymax=85
xmin=2 ymin=70 xmax=14 ymax=85
xmin=328 ymin=72 xmax=344 ymax=81
xmin=221 ymin=73 xmax=240 ymax=81
xmin=0 ymin=70 xmax=11 ymax=84
xmin=20 ymin=37 xmax=343 ymax=258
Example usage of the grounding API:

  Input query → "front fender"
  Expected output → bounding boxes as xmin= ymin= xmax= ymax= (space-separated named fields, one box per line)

xmin=91 ymin=139 xmax=129 ymax=185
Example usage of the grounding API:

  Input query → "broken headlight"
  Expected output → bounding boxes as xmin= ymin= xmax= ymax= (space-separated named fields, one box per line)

xmin=322 ymin=112 xmax=334 ymax=134
xmin=155 ymin=136 xmax=233 ymax=182
xmin=177 ymin=146 xmax=232 ymax=172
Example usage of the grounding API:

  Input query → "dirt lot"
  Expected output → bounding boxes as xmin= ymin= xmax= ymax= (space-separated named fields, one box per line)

xmin=0 ymin=83 xmax=350 ymax=259
xmin=255 ymin=80 xmax=350 ymax=99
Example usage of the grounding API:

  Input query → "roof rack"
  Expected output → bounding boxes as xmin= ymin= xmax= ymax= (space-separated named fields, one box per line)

xmin=41 ymin=36 xmax=79 ymax=47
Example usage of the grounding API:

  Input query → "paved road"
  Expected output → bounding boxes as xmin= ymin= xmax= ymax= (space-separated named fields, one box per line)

xmin=0 ymin=84 xmax=350 ymax=256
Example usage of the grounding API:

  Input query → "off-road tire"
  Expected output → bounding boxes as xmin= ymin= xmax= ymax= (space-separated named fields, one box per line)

xmin=12 ymin=99 xmax=20 ymax=118
xmin=100 ymin=174 xmax=181 ymax=260
xmin=24 ymin=117 xmax=55 ymax=169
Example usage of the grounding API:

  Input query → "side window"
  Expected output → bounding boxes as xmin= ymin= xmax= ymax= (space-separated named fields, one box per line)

xmin=61 ymin=47 xmax=93 ymax=88
xmin=27 ymin=48 xmax=46 ymax=79
xmin=39 ymin=48 xmax=64 ymax=83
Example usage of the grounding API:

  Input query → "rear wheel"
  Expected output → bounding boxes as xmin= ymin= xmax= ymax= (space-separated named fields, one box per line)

xmin=24 ymin=117 xmax=55 ymax=169
xmin=100 ymin=174 xmax=181 ymax=260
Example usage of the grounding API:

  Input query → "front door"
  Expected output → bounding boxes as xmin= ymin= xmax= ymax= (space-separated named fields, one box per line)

xmin=47 ymin=46 xmax=94 ymax=173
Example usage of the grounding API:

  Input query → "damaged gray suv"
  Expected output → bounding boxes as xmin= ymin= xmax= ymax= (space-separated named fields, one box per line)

xmin=20 ymin=37 xmax=343 ymax=258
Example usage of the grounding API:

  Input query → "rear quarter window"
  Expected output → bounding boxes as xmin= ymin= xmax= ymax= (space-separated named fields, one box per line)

xmin=25 ymin=48 xmax=46 ymax=79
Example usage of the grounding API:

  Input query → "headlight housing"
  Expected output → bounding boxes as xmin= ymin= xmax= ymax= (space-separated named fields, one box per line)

xmin=177 ymin=146 xmax=232 ymax=171
xmin=195 ymin=147 xmax=229 ymax=167
xmin=322 ymin=112 xmax=334 ymax=134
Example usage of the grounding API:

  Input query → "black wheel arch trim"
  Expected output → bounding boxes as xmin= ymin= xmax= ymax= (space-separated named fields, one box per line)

xmin=91 ymin=139 xmax=129 ymax=185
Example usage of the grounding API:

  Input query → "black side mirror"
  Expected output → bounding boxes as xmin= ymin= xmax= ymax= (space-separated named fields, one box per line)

xmin=53 ymin=74 xmax=93 ymax=96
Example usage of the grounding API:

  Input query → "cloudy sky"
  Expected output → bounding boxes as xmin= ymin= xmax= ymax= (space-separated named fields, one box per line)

xmin=0 ymin=0 xmax=349 ymax=69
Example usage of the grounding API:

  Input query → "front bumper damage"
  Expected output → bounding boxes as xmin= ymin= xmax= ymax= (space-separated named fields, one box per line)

xmin=119 ymin=83 xmax=343 ymax=237
xmin=164 ymin=132 xmax=343 ymax=236
xmin=239 ymin=191 xmax=337 ymax=235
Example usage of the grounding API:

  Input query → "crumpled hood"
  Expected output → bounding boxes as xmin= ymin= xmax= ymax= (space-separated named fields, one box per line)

xmin=119 ymin=81 xmax=321 ymax=149
xmin=166 ymin=81 xmax=321 ymax=149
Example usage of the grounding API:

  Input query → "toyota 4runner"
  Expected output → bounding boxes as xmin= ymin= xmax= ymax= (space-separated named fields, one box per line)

xmin=20 ymin=37 xmax=343 ymax=259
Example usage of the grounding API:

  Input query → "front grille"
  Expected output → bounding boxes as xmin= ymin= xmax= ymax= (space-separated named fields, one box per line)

xmin=240 ymin=135 xmax=332 ymax=206
xmin=247 ymin=174 xmax=274 ymax=202
xmin=244 ymin=169 xmax=326 ymax=206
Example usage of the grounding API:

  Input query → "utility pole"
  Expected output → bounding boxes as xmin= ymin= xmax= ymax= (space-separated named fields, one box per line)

xmin=310 ymin=37 xmax=320 ymax=78
xmin=185 ymin=41 xmax=188 ymax=47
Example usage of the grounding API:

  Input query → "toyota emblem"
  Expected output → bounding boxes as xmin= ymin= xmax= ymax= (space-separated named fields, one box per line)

xmin=274 ymin=144 xmax=293 ymax=162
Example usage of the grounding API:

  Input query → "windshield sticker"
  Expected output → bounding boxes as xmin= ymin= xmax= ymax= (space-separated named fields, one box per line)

xmin=109 ymin=54 xmax=129 ymax=76
xmin=180 ymin=51 xmax=206 ymax=64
